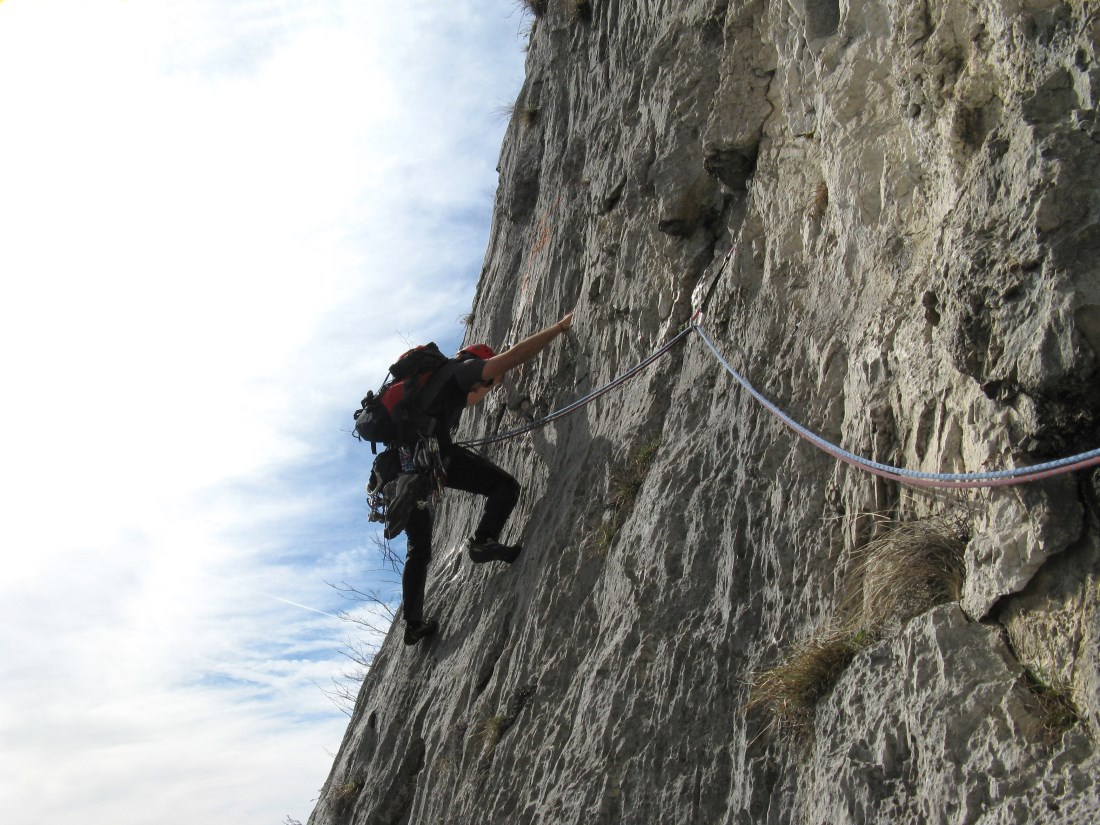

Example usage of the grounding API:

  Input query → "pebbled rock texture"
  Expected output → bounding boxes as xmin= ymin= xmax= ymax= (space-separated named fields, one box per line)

xmin=311 ymin=1 xmax=1100 ymax=823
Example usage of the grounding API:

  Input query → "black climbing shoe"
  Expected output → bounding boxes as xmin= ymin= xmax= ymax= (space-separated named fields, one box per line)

xmin=403 ymin=618 xmax=439 ymax=646
xmin=467 ymin=536 xmax=522 ymax=564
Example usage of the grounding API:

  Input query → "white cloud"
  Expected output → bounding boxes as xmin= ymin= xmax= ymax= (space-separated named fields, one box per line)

xmin=0 ymin=1 xmax=527 ymax=822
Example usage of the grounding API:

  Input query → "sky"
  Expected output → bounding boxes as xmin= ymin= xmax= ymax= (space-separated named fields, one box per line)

xmin=0 ymin=2 xmax=528 ymax=822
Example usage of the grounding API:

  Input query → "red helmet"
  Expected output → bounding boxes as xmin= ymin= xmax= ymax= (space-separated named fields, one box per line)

xmin=457 ymin=343 xmax=495 ymax=361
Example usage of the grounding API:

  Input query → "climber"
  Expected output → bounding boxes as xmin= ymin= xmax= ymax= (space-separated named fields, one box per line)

xmin=398 ymin=311 xmax=575 ymax=646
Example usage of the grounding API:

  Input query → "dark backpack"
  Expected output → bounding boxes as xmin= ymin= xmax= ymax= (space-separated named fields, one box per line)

xmin=354 ymin=343 xmax=453 ymax=453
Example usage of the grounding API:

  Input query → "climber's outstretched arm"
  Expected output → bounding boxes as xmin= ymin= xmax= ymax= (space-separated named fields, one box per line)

xmin=481 ymin=312 xmax=573 ymax=382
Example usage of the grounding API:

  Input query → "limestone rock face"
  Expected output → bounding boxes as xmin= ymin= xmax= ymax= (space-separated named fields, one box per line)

xmin=310 ymin=1 xmax=1100 ymax=823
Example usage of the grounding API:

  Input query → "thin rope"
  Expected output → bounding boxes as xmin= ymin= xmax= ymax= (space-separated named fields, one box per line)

xmin=451 ymin=313 xmax=1100 ymax=488
xmin=458 ymin=325 xmax=695 ymax=448
xmin=692 ymin=322 xmax=1100 ymax=489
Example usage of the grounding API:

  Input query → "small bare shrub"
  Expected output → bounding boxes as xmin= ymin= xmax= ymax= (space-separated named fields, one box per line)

xmin=317 ymin=534 xmax=401 ymax=715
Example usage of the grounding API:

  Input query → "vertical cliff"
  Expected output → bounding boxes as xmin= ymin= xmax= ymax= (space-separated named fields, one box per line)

xmin=311 ymin=1 xmax=1100 ymax=822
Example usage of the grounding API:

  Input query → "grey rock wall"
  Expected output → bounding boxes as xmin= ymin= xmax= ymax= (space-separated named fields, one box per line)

xmin=310 ymin=1 xmax=1100 ymax=823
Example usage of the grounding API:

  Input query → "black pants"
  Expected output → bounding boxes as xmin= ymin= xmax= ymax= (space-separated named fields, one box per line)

xmin=402 ymin=446 xmax=520 ymax=623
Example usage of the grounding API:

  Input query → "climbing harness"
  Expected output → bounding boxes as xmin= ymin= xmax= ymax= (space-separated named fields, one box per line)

xmin=367 ymin=488 xmax=387 ymax=524
xmin=411 ymin=437 xmax=447 ymax=501
xmin=366 ymin=437 xmax=448 ymax=534
xmin=456 ymin=311 xmax=1100 ymax=490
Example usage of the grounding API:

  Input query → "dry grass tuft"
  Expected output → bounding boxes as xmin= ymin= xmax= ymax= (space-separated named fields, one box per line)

xmin=519 ymin=0 xmax=548 ymax=17
xmin=747 ymin=514 xmax=968 ymax=745
xmin=839 ymin=515 xmax=967 ymax=630
xmin=587 ymin=516 xmax=619 ymax=558
xmin=808 ymin=180 xmax=829 ymax=219
xmin=475 ymin=684 xmax=536 ymax=750
xmin=333 ymin=776 xmax=364 ymax=816
xmin=518 ymin=105 xmax=540 ymax=128
xmin=474 ymin=684 xmax=536 ymax=777
xmin=475 ymin=714 xmax=509 ymax=750
xmin=586 ymin=436 xmax=661 ymax=556
xmin=436 ymin=721 xmax=467 ymax=777
xmin=493 ymin=101 xmax=540 ymax=129
xmin=567 ymin=0 xmax=593 ymax=22
xmin=747 ymin=626 xmax=871 ymax=743
xmin=610 ymin=437 xmax=660 ymax=510
xmin=1024 ymin=670 xmax=1080 ymax=744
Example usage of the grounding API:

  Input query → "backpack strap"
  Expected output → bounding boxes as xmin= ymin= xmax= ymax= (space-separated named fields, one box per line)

xmin=396 ymin=359 xmax=459 ymax=441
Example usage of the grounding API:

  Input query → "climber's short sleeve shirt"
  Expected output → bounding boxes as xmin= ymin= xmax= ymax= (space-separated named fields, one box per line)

xmin=423 ymin=358 xmax=489 ymax=447
xmin=451 ymin=358 xmax=487 ymax=394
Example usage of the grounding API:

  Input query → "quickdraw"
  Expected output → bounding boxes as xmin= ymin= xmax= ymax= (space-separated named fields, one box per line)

xmin=366 ymin=436 xmax=449 ymax=533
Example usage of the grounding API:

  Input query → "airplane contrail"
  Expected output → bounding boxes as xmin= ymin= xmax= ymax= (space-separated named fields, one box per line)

xmin=260 ymin=592 xmax=344 ymax=621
